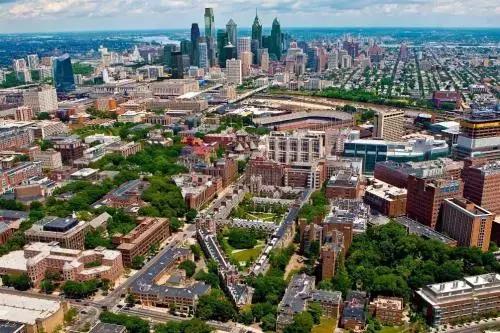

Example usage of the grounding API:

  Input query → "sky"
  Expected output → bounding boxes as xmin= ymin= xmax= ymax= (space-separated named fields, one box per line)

xmin=0 ymin=0 xmax=499 ymax=33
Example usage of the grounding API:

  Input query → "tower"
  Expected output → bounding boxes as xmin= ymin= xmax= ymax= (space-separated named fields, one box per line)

xmin=226 ymin=19 xmax=237 ymax=52
xmin=53 ymin=54 xmax=75 ymax=93
xmin=204 ymin=8 xmax=216 ymax=66
xmin=270 ymin=17 xmax=282 ymax=60
xmin=251 ymin=9 xmax=262 ymax=48
xmin=190 ymin=23 xmax=200 ymax=66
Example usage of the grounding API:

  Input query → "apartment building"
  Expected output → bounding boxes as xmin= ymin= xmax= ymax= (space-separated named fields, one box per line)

xmin=29 ymin=121 xmax=68 ymax=139
xmin=373 ymin=109 xmax=405 ymax=141
xmin=92 ymin=179 xmax=149 ymax=212
xmin=0 ymin=121 xmax=34 ymax=151
xmin=0 ymin=242 xmax=123 ymax=287
xmin=113 ymin=217 xmax=170 ymax=266
xmin=441 ymin=198 xmax=494 ymax=252
xmin=267 ymin=131 xmax=325 ymax=164
xmin=325 ymin=169 xmax=362 ymax=199
xmin=173 ymin=173 xmax=223 ymax=210
xmin=417 ymin=273 xmax=500 ymax=326
xmin=0 ymin=162 xmax=43 ymax=194
xmin=52 ymin=137 xmax=85 ymax=164
xmin=369 ymin=297 xmax=404 ymax=326
xmin=32 ymin=149 xmax=62 ymax=170
xmin=24 ymin=216 xmax=90 ymax=250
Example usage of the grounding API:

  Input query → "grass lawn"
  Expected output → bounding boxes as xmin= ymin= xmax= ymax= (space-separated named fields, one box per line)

xmin=312 ymin=317 xmax=337 ymax=333
xmin=379 ymin=326 xmax=405 ymax=333
xmin=231 ymin=243 xmax=265 ymax=264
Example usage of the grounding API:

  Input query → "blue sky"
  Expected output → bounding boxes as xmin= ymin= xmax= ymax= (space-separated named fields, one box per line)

xmin=0 ymin=0 xmax=499 ymax=33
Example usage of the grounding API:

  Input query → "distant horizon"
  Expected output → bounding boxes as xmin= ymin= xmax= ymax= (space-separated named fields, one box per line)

xmin=2 ymin=26 xmax=500 ymax=35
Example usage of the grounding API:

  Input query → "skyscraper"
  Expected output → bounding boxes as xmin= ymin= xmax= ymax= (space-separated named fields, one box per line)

xmin=180 ymin=40 xmax=192 ymax=58
xmin=171 ymin=51 xmax=184 ymax=79
xmin=237 ymin=37 xmax=251 ymax=57
xmin=270 ymin=18 xmax=282 ymax=60
xmin=226 ymin=19 xmax=237 ymax=52
xmin=190 ymin=23 xmax=201 ymax=66
xmin=226 ymin=59 xmax=242 ymax=85
xmin=53 ymin=54 xmax=75 ymax=93
xmin=198 ymin=40 xmax=209 ymax=69
xmin=217 ymin=29 xmax=228 ymax=68
xmin=163 ymin=44 xmax=177 ymax=67
xmin=251 ymin=9 xmax=263 ymax=48
xmin=204 ymin=8 xmax=216 ymax=67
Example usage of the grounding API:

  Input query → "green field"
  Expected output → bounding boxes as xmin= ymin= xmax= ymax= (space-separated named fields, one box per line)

xmin=311 ymin=317 xmax=337 ymax=333
xmin=231 ymin=243 xmax=265 ymax=264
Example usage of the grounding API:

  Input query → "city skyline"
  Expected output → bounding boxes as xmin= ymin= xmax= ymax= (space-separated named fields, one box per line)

xmin=0 ymin=0 xmax=499 ymax=33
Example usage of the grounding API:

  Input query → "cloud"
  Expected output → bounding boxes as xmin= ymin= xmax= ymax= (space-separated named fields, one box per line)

xmin=0 ymin=0 xmax=499 ymax=29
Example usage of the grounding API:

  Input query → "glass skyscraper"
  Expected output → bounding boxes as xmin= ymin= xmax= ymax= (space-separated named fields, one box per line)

xmin=270 ymin=18 xmax=282 ymax=61
xmin=251 ymin=10 xmax=262 ymax=48
xmin=53 ymin=54 xmax=75 ymax=93
xmin=190 ymin=23 xmax=200 ymax=66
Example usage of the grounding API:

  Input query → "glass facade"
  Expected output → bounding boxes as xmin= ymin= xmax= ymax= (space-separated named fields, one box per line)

xmin=53 ymin=54 xmax=75 ymax=92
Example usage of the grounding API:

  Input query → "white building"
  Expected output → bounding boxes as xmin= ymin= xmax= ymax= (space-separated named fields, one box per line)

xmin=226 ymin=59 xmax=242 ymax=85
xmin=237 ymin=37 xmax=251 ymax=56
xmin=22 ymin=86 xmax=58 ymax=114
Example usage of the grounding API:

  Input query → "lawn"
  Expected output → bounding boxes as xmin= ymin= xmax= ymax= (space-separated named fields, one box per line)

xmin=379 ymin=326 xmax=405 ymax=333
xmin=240 ymin=211 xmax=283 ymax=223
xmin=231 ymin=242 xmax=265 ymax=264
xmin=312 ymin=317 xmax=337 ymax=333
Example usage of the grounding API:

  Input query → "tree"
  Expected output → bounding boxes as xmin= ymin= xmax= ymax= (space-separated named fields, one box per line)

xmin=186 ymin=209 xmax=198 ymax=223
xmin=125 ymin=293 xmax=136 ymax=307
xmin=307 ymin=302 xmax=322 ymax=325
xmin=155 ymin=318 xmax=212 ymax=333
xmin=61 ymin=279 xmax=99 ymax=298
xmin=131 ymin=255 xmax=145 ymax=270
xmin=170 ymin=217 xmax=184 ymax=232
xmin=196 ymin=290 xmax=236 ymax=322
xmin=99 ymin=312 xmax=149 ymax=333
xmin=179 ymin=260 xmax=196 ymax=278
xmin=261 ymin=313 xmax=277 ymax=331
xmin=2 ymin=273 xmax=32 ymax=291
xmin=190 ymin=244 xmax=202 ymax=261
xmin=227 ymin=228 xmax=257 ymax=249
xmin=64 ymin=308 xmax=78 ymax=324
xmin=40 ymin=279 xmax=56 ymax=294
xmin=284 ymin=312 xmax=314 ymax=333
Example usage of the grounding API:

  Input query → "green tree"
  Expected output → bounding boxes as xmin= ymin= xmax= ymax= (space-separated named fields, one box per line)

xmin=178 ymin=260 xmax=196 ymax=278
xmin=2 ymin=273 xmax=32 ymax=291
xmin=307 ymin=302 xmax=322 ymax=325
xmin=196 ymin=290 xmax=236 ymax=322
xmin=131 ymin=256 xmax=145 ymax=270
xmin=284 ymin=312 xmax=314 ymax=333
xmin=260 ymin=313 xmax=277 ymax=331
xmin=99 ymin=312 xmax=149 ymax=333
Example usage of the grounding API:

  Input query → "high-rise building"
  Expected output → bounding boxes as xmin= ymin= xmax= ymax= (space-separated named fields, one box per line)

xmin=240 ymin=51 xmax=252 ymax=78
xmin=171 ymin=51 xmax=184 ymax=79
xmin=12 ymin=58 xmax=27 ymax=72
xmin=226 ymin=59 xmax=242 ymax=85
xmin=190 ymin=23 xmax=201 ymax=66
xmin=453 ymin=110 xmax=500 ymax=162
xmin=251 ymin=9 xmax=263 ymax=48
xmin=373 ymin=109 xmax=405 ymax=141
xmin=237 ymin=37 xmax=251 ymax=57
xmin=53 ymin=54 xmax=75 ymax=92
xmin=217 ymin=29 xmax=228 ymax=68
xmin=328 ymin=51 xmax=338 ymax=70
xmin=306 ymin=47 xmax=318 ymax=71
xmin=198 ymin=40 xmax=209 ymax=69
xmin=22 ymin=85 xmax=58 ymax=114
xmin=163 ymin=44 xmax=177 ymax=67
xmin=226 ymin=19 xmax=237 ymax=52
xmin=27 ymin=54 xmax=39 ymax=69
xmin=270 ymin=18 xmax=282 ymax=60
xmin=260 ymin=50 xmax=269 ymax=72
xmin=399 ymin=43 xmax=409 ymax=62
xmin=463 ymin=161 xmax=500 ymax=215
xmin=406 ymin=175 xmax=464 ymax=229
xmin=204 ymin=8 xmax=216 ymax=66
xmin=441 ymin=198 xmax=494 ymax=252
xmin=180 ymin=40 xmax=192 ymax=58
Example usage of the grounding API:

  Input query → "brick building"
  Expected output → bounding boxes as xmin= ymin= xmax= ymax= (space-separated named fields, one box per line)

xmin=441 ymin=198 xmax=494 ymax=252
xmin=24 ymin=216 xmax=90 ymax=250
xmin=369 ymin=297 xmax=404 ymax=326
xmin=364 ymin=178 xmax=407 ymax=217
xmin=114 ymin=217 xmax=170 ymax=266
xmin=325 ymin=169 xmax=361 ymax=199
xmin=463 ymin=161 xmax=500 ymax=215
xmin=406 ymin=175 xmax=464 ymax=229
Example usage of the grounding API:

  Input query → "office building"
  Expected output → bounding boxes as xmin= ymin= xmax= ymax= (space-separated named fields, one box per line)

xmin=226 ymin=19 xmax=237 ymax=51
xmin=364 ymin=178 xmax=407 ymax=217
xmin=190 ymin=24 xmax=200 ymax=65
xmin=416 ymin=273 xmax=500 ymax=326
xmin=173 ymin=173 xmax=222 ymax=210
xmin=0 ymin=242 xmax=123 ymax=287
xmin=22 ymin=86 xmax=58 ymax=114
xmin=270 ymin=18 xmax=282 ymax=60
xmin=237 ymin=37 xmax=251 ymax=56
xmin=260 ymin=50 xmax=269 ymax=72
xmin=25 ymin=216 xmax=90 ymax=250
xmin=171 ymin=51 xmax=184 ymax=79
xmin=441 ymin=198 xmax=494 ymax=252
xmin=226 ymin=59 xmax=242 ymax=85
xmin=463 ymin=161 xmax=500 ymax=215
xmin=325 ymin=169 xmax=361 ymax=200
xmin=406 ymin=176 xmax=464 ymax=229
xmin=14 ymin=106 xmax=34 ymax=121
xmin=453 ymin=110 xmax=500 ymax=162
xmin=374 ymin=158 xmax=464 ymax=188
xmin=163 ymin=44 xmax=177 ymax=67
xmin=52 ymin=137 xmax=84 ymax=164
xmin=0 ymin=290 xmax=69 ymax=333
xmin=251 ymin=10 xmax=262 ymax=48
xmin=343 ymin=137 xmax=449 ymax=174
xmin=198 ymin=41 xmax=209 ymax=69
xmin=320 ymin=237 xmax=343 ymax=280
xmin=240 ymin=51 xmax=252 ymax=78
xmin=0 ymin=162 xmax=42 ymax=195
xmin=114 ymin=217 xmax=170 ymax=266
xmin=373 ymin=109 xmax=405 ymax=141
xmin=53 ymin=54 xmax=75 ymax=93
xmin=204 ymin=8 xmax=216 ymax=66
xmin=395 ymin=216 xmax=457 ymax=246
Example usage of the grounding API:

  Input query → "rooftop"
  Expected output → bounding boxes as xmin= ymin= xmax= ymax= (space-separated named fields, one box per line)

xmin=89 ymin=323 xmax=126 ymax=333
xmin=0 ymin=291 xmax=63 ymax=325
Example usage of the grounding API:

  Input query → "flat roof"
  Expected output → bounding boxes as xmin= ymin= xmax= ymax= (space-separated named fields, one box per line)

xmin=0 ymin=292 xmax=62 ymax=325
xmin=89 ymin=323 xmax=126 ymax=333
xmin=0 ymin=321 xmax=24 ymax=333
